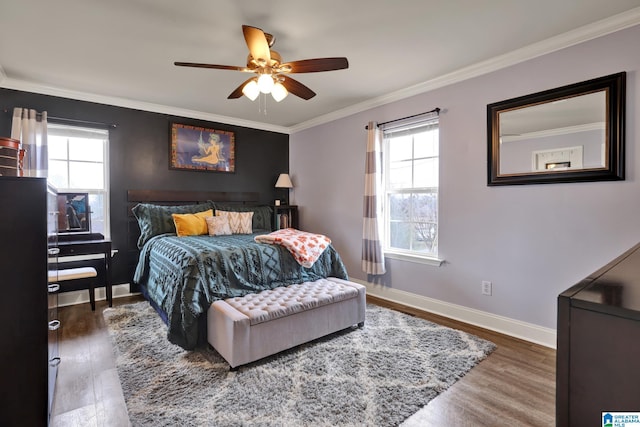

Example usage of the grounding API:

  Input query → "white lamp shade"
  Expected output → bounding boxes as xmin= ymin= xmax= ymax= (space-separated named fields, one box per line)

xmin=275 ymin=173 xmax=293 ymax=188
xmin=257 ymin=74 xmax=274 ymax=93
xmin=242 ymin=80 xmax=260 ymax=101
xmin=271 ymin=82 xmax=288 ymax=102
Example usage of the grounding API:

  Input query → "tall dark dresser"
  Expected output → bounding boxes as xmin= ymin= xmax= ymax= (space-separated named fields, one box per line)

xmin=557 ymin=242 xmax=640 ymax=426
xmin=0 ymin=176 xmax=59 ymax=426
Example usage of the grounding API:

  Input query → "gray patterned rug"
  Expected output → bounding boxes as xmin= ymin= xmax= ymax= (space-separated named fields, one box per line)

xmin=104 ymin=301 xmax=495 ymax=426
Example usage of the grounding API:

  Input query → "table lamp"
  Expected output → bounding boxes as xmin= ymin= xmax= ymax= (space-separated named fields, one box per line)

xmin=275 ymin=173 xmax=293 ymax=205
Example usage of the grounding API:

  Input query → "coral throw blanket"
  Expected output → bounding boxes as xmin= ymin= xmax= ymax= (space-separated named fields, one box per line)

xmin=255 ymin=228 xmax=332 ymax=268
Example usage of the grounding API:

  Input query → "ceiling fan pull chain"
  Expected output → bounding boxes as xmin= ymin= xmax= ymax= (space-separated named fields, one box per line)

xmin=257 ymin=93 xmax=267 ymax=116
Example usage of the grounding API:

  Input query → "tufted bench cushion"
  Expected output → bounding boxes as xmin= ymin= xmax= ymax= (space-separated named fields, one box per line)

xmin=208 ymin=277 xmax=366 ymax=369
xmin=224 ymin=279 xmax=360 ymax=326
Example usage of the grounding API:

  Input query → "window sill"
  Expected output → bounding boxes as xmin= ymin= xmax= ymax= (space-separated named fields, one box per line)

xmin=384 ymin=251 xmax=444 ymax=266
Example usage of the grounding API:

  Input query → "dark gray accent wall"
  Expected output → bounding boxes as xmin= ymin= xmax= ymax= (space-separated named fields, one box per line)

xmin=0 ymin=88 xmax=289 ymax=284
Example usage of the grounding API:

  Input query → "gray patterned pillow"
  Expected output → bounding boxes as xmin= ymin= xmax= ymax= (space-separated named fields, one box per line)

xmin=211 ymin=203 xmax=273 ymax=231
xmin=132 ymin=202 xmax=214 ymax=248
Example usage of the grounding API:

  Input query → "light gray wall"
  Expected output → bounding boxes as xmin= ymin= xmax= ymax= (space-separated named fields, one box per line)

xmin=290 ymin=24 xmax=640 ymax=330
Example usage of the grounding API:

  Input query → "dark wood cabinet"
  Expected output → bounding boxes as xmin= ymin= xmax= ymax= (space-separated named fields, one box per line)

xmin=556 ymin=242 xmax=640 ymax=427
xmin=0 ymin=176 xmax=53 ymax=426
xmin=47 ymin=184 xmax=60 ymax=420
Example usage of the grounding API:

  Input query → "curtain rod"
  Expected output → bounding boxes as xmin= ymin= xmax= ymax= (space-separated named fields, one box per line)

xmin=365 ymin=107 xmax=440 ymax=130
xmin=47 ymin=116 xmax=117 ymax=129
xmin=3 ymin=109 xmax=117 ymax=128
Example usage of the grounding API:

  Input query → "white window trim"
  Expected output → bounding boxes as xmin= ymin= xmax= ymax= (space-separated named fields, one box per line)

xmin=384 ymin=250 xmax=444 ymax=266
xmin=381 ymin=115 xmax=441 ymax=263
xmin=47 ymin=123 xmax=111 ymax=238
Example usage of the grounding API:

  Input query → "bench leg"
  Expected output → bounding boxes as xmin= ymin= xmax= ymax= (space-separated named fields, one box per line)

xmin=89 ymin=280 xmax=96 ymax=311
xmin=107 ymin=283 xmax=113 ymax=307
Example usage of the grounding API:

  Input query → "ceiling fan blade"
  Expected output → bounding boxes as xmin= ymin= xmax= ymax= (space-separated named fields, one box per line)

xmin=280 ymin=76 xmax=316 ymax=100
xmin=174 ymin=62 xmax=249 ymax=72
xmin=242 ymin=25 xmax=271 ymax=65
xmin=280 ymin=57 xmax=349 ymax=73
xmin=227 ymin=78 xmax=256 ymax=99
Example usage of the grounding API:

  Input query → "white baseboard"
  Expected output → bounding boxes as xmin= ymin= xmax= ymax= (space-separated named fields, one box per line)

xmin=57 ymin=283 xmax=138 ymax=308
xmin=353 ymin=279 xmax=556 ymax=349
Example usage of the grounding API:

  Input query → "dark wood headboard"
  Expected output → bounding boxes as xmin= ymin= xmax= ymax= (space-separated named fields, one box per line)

xmin=127 ymin=189 xmax=260 ymax=206
xmin=126 ymin=189 xmax=260 ymax=250
xmin=125 ymin=190 xmax=261 ymax=287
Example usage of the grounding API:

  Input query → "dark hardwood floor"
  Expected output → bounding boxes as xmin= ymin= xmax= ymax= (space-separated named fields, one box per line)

xmin=50 ymin=297 xmax=139 ymax=427
xmin=372 ymin=297 xmax=556 ymax=426
xmin=51 ymin=295 xmax=555 ymax=426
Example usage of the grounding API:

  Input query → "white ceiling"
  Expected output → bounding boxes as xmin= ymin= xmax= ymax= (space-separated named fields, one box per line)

xmin=1 ymin=0 xmax=640 ymax=134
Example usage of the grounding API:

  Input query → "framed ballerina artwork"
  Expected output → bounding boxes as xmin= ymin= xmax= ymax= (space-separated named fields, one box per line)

xmin=169 ymin=123 xmax=235 ymax=173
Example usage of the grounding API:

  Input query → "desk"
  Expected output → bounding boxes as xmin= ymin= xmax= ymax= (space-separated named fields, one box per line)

xmin=57 ymin=238 xmax=112 ymax=307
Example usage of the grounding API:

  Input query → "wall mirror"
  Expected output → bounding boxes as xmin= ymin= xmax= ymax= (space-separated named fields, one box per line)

xmin=57 ymin=192 xmax=91 ymax=233
xmin=487 ymin=72 xmax=625 ymax=185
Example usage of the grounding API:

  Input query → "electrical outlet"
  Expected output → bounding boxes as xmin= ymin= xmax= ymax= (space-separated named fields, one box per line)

xmin=481 ymin=280 xmax=492 ymax=296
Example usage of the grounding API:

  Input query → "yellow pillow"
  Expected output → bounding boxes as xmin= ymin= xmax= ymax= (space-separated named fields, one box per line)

xmin=172 ymin=209 xmax=213 ymax=236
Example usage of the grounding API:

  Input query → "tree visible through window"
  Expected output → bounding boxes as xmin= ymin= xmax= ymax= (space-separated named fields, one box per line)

xmin=47 ymin=123 xmax=110 ymax=237
xmin=383 ymin=117 xmax=439 ymax=258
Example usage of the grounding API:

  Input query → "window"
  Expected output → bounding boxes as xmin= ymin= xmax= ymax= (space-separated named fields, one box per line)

xmin=47 ymin=123 xmax=110 ymax=237
xmin=382 ymin=116 xmax=439 ymax=260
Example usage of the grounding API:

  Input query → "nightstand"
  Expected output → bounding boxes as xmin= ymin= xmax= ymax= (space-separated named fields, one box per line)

xmin=273 ymin=205 xmax=298 ymax=230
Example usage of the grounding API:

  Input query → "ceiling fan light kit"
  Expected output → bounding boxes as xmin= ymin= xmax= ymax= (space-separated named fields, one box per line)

xmin=175 ymin=25 xmax=348 ymax=103
xmin=257 ymin=74 xmax=275 ymax=93
xmin=271 ymin=82 xmax=288 ymax=102
xmin=241 ymin=80 xmax=260 ymax=101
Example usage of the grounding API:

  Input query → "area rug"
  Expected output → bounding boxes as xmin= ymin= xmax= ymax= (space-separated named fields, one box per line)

xmin=104 ymin=302 xmax=495 ymax=426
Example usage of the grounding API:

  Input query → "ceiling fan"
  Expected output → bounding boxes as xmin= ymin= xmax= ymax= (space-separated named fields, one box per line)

xmin=174 ymin=25 xmax=349 ymax=102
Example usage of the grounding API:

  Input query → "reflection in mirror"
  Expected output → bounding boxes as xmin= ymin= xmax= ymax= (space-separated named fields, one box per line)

xmin=499 ymin=91 xmax=606 ymax=174
xmin=488 ymin=72 xmax=625 ymax=185
xmin=57 ymin=192 xmax=91 ymax=233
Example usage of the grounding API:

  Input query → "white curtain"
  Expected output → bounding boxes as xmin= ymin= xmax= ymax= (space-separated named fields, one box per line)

xmin=11 ymin=107 xmax=48 ymax=177
xmin=362 ymin=121 xmax=386 ymax=275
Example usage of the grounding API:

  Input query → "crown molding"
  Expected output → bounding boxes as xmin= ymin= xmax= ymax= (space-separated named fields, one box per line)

xmin=2 ymin=7 xmax=639 ymax=136
xmin=0 ymin=78 xmax=290 ymax=135
xmin=290 ymin=8 xmax=640 ymax=134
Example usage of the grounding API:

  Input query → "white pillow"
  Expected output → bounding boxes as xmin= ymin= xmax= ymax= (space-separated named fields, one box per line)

xmin=205 ymin=215 xmax=232 ymax=236
xmin=215 ymin=210 xmax=254 ymax=234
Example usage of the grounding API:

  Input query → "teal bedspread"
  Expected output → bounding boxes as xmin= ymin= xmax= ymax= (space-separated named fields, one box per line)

xmin=133 ymin=232 xmax=348 ymax=350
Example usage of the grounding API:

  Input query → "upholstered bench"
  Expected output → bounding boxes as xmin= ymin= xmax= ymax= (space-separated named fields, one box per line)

xmin=48 ymin=267 xmax=98 ymax=310
xmin=207 ymin=277 xmax=366 ymax=369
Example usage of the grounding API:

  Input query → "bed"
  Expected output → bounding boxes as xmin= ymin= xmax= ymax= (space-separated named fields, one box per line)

xmin=128 ymin=190 xmax=348 ymax=350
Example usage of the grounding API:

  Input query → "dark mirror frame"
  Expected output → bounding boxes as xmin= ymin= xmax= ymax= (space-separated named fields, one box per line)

xmin=487 ymin=72 xmax=625 ymax=186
